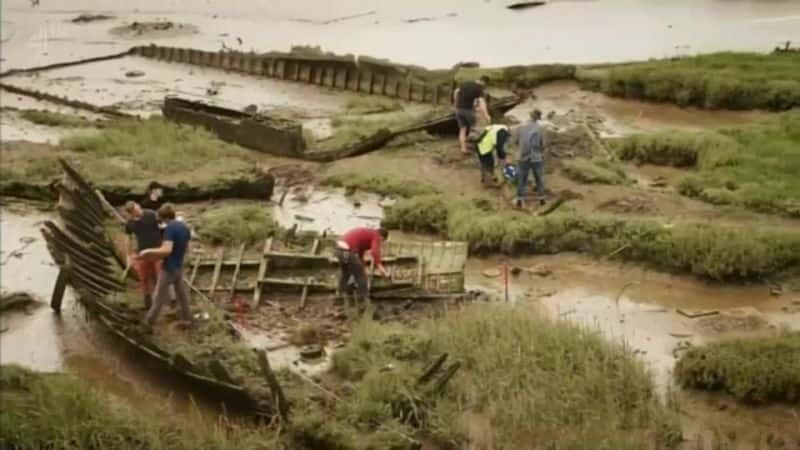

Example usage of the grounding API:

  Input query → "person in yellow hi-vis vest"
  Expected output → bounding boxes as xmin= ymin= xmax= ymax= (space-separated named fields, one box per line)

xmin=469 ymin=124 xmax=510 ymax=186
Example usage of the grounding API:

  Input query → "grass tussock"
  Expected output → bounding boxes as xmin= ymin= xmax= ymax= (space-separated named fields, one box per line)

xmin=561 ymin=158 xmax=629 ymax=185
xmin=321 ymin=172 xmax=439 ymax=198
xmin=332 ymin=305 xmax=681 ymax=449
xmin=19 ymin=109 xmax=94 ymax=128
xmin=615 ymin=113 xmax=800 ymax=217
xmin=0 ymin=364 xmax=280 ymax=450
xmin=195 ymin=204 xmax=279 ymax=246
xmin=674 ymin=334 xmax=800 ymax=404
xmin=384 ymin=196 xmax=800 ymax=280
xmin=58 ymin=117 xmax=254 ymax=186
xmin=580 ymin=52 xmax=800 ymax=110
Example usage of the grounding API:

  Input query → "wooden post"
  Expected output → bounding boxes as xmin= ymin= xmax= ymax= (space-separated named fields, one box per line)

xmin=299 ymin=276 xmax=311 ymax=310
xmin=257 ymin=349 xmax=290 ymax=423
xmin=50 ymin=269 xmax=68 ymax=313
xmin=209 ymin=248 xmax=224 ymax=298
xmin=230 ymin=243 xmax=246 ymax=297
xmin=189 ymin=256 xmax=201 ymax=286
xmin=253 ymin=238 xmax=272 ymax=307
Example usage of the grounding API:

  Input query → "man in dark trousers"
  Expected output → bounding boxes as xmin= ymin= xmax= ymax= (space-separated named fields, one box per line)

xmin=123 ymin=201 xmax=161 ymax=308
xmin=139 ymin=203 xmax=192 ymax=328
xmin=454 ymin=76 xmax=491 ymax=154
xmin=336 ymin=227 xmax=389 ymax=306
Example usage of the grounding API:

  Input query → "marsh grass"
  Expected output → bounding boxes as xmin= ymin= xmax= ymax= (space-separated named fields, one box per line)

xmin=561 ymin=158 xmax=629 ymax=185
xmin=0 ymin=364 xmax=280 ymax=450
xmin=195 ymin=204 xmax=279 ymax=246
xmin=674 ymin=334 xmax=800 ymax=404
xmin=384 ymin=196 xmax=800 ymax=280
xmin=19 ymin=109 xmax=95 ymax=128
xmin=320 ymin=172 xmax=439 ymax=198
xmin=615 ymin=113 xmax=800 ymax=217
xmin=455 ymin=64 xmax=576 ymax=89
xmin=580 ymin=52 xmax=800 ymax=110
xmin=332 ymin=305 xmax=681 ymax=450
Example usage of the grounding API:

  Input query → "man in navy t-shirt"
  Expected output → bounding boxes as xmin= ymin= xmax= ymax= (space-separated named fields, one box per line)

xmin=139 ymin=203 xmax=192 ymax=327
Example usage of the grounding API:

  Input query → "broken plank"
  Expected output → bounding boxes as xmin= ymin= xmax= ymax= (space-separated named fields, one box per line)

xmin=299 ymin=276 xmax=312 ymax=310
xmin=209 ymin=248 xmax=224 ymax=298
xmin=230 ymin=243 xmax=246 ymax=297
xmin=677 ymin=309 xmax=720 ymax=319
xmin=256 ymin=349 xmax=290 ymax=423
xmin=189 ymin=256 xmax=201 ymax=285
xmin=310 ymin=238 xmax=320 ymax=255
xmin=253 ymin=238 xmax=272 ymax=307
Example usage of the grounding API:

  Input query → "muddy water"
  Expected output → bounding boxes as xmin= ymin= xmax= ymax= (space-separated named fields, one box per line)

xmin=3 ymin=0 xmax=800 ymax=70
xmin=272 ymin=186 xmax=388 ymax=235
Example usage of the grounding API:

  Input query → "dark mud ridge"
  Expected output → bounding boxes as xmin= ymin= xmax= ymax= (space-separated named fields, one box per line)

xmin=0 ymin=168 xmax=274 ymax=205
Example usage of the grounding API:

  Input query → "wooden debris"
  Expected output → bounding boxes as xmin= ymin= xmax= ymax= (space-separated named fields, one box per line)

xmin=230 ymin=243 xmax=246 ymax=297
xmin=50 ymin=270 xmax=68 ymax=313
xmin=677 ymin=309 xmax=720 ymax=319
xmin=256 ymin=349 xmax=290 ymax=423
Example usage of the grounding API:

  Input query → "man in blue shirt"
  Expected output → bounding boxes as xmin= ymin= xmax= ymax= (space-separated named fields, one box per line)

xmin=515 ymin=109 xmax=546 ymax=208
xmin=139 ymin=203 xmax=192 ymax=327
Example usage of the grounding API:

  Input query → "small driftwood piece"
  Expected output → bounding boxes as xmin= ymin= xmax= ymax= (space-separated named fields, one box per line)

xmin=256 ymin=349 xmax=290 ymax=423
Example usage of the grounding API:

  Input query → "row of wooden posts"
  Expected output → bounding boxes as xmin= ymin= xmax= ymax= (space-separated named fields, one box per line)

xmin=132 ymin=45 xmax=456 ymax=105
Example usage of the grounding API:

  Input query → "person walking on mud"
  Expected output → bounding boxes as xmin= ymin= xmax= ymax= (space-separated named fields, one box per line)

xmin=139 ymin=203 xmax=193 ymax=329
xmin=472 ymin=124 xmax=510 ymax=186
xmin=454 ymin=76 xmax=491 ymax=155
xmin=123 ymin=201 xmax=162 ymax=309
xmin=515 ymin=109 xmax=546 ymax=208
xmin=335 ymin=227 xmax=389 ymax=306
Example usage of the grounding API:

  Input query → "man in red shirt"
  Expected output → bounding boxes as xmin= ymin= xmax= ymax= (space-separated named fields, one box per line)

xmin=336 ymin=227 xmax=389 ymax=305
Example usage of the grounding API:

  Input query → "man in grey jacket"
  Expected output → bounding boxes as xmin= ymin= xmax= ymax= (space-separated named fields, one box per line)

xmin=515 ymin=109 xmax=546 ymax=207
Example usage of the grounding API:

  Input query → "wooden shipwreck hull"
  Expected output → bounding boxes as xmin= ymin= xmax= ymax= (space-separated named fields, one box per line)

xmin=163 ymin=95 xmax=520 ymax=162
xmin=41 ymin=160 xmax=468 ymax=416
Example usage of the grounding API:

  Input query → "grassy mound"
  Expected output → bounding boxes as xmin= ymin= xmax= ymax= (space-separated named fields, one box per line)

xmin=561 ymin=159 xmax=628 ymax=185
xmin=1 ymin=118 xmax=257 ymax=189
xmin=615 ymin=113 xmax=800 ymax=217
xmin=19 ymin=109 xmax=94 ymax=128
xmin=455 ymin=64 xmax=576 ymax=89
xmin=331 ymin=305 xmax=681 ymax=449
xmin=579 ymin=52 xmax=800 ymax=110
xmin=321 ymin=172 xmax=439 ymax=198
xmin=674 ymin=334 xmax=800 ymax=404
xmin=384 ymin=196 xmax=800 ymax=280
xmin=195 ymin=204 xmax=279 ymax=246
xmin=0 ymin=364 xmax=279 ymax=450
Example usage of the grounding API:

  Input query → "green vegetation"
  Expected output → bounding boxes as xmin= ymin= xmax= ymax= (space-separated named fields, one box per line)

xmin=675 ymin=334 xmax=800 ymax=404
xmin=455 ymin=64 xmax=576 ymax=89
xmin=615 ymin=113 xmax=800 ymax=217
xmin=331 ymin=305 xmax=681 ymax=449
xmin=321 ymin=172 xmax=439 ymax=198
xmin=579 ymin=52 xmax=800 ymax=110
xmin=3 ymin=118 xmax=257 ymax=190
xmin=384 ymin=195 xmax=800 ymax=280
xmin=561 ymin=158 xmax=629 ymax=185
xmin=19 ymin=109 xmax=94 ymax=127
xmin=0 ymin=364 xmax=279 ymax=450
xmin=195 ymin=204 xmax=279 ymax=246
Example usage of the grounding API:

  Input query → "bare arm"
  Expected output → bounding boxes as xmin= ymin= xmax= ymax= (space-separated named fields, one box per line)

xmin=477 ymin=97 xmax=490 ymax=122
xmin=140 ymin=240 xmax=173 ymax=259
xmin=452 ymin=88 xmax=460 ymax=108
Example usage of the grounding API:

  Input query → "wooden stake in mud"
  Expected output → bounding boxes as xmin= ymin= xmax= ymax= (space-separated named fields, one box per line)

xmin=256 ymin=349 xmax=290 ymax=423
xmin=299 ymin=276 xmax=311 ymax=310
xmin=50 ymin=269 xmax=68 ymax=313
xmin=253 ymin=238 xmax=272 ymax=307
xmin=229 ymin=243 xmax=246 ymax=297
xmin=209 ymin=248 xmax=224 ymax=298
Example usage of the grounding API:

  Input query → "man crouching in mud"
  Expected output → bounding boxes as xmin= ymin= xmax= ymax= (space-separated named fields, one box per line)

xmin=471 ymin=123 xmax=511 ymax=187
xmin=336 ymin=227 xmax=389 ymax=307
xmin=123 ymin=201 xmax=162 ymax=309
xmin=139 ymin=203 xmax=193 ymax=329
xmin=454 ymin=75 xmax=491 ymax=155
